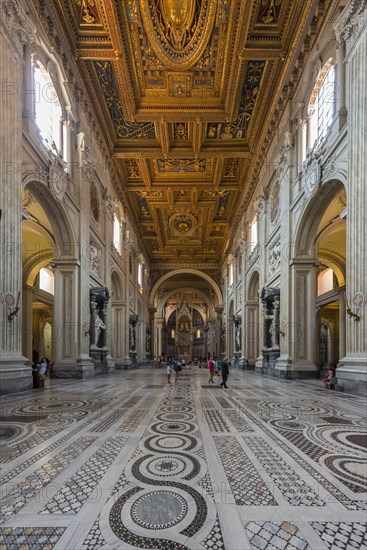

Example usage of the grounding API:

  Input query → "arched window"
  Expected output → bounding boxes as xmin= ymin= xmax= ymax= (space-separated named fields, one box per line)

xmin=228 ymin=262 xmax=234 ymax=287
xmin=250 ymin=215 xmax=258 ymax=252
xmin=34 ymin=63 xmax=62 ymax=153
xmin=39 ymin=267 xmax=55 ymax=295
xmin=113 ymin=214 xmax=122 ymax=254
xmin=308 ymin=60 xmax=336 ymax=147
xmin=138 ymin=262 xmax=143 ymax=290
xmin=317 ymin=268 xmax=334 ymax=296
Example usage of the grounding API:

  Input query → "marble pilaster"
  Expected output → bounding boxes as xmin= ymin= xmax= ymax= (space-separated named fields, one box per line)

xmin=75 ymin=137 xmax=95 ymax=378
xmin=287 ymin=259 xmax=318 ymax=378
xmin=0 ymin=3 xmax=34 ymax=393
xmin=335 ymin=1 xmax=367 ymax=395
xmin=52 ymin=260 xmax=80 ymax=378
xmin=111 ymin=300 xmax=124 ymax=368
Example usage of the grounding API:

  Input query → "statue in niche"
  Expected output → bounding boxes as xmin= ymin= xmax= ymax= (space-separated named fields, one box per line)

xmin=221 ymin=326 xmax=226 ymax=351
xmin=268 ymin=319 xmax=275 ymax=347
xmin=235 ymin=325 xmax=241 ymax=351
xmin=94 ymin=310 xmax=106 ymax=347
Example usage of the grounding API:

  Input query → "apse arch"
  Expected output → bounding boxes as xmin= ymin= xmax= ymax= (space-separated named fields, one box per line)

xmin=149 ymin=269 xmax=223 ymax=309
xmin=164 ymin=304 xmax=207 ymax=325
xmin=157 ymin=286 xmax=215 ymax=318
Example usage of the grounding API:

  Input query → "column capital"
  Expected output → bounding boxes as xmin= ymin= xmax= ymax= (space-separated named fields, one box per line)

xmin=334 ymin=0 xmax=367 ymax=57
xmin=0 ymin=0 xmax=36 ymax=55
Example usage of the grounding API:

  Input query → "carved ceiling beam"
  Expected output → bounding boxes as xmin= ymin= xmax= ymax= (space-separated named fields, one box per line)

xmin=191 ymin=188 xmax=198 ymax=208
xmin=77 ymin=49 xmax=117 ymax=60
xmin=159 ymin=119 xmax=170 ymax=156
xmin=213 ymin=156 xmax=225 ymax=190
xmin=192 ymin=118 xmax=203 ymax=156
xmin=167 ymin=188 xmax=174 ymax=210
xmin=103 ymin=0 xmax=137 ymax=121
xmin=124 ymin=183 xmax=240 ymax=192
xmin=150 ymin=208 xmax=164 ymax=250
xmin=237 ymin=48 xmax=283 ymax=60
xmin=138 ymin=157 xmax=152 ymax=188
xmin=224 ymin=0 xmax=254 ymax=118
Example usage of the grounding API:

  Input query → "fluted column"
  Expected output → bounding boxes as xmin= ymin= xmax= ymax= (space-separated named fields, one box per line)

xmin=0 ymin=3 xmax=35 ymax=392
xmin=335 ymin=0 xmax=367 ymax=395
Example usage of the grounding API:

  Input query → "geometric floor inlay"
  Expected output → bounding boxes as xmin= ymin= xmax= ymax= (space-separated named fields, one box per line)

xmin=0 ymin=367 xmax=365 ymax=549
xmin=245 ymin=521 xmax=311 ymax=550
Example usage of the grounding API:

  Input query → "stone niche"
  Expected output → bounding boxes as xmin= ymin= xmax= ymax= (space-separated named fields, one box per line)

xmin=89 ymin=286 xmax=110 ymax=375
xmin=256 ymin=287 xmax=280 ymax=375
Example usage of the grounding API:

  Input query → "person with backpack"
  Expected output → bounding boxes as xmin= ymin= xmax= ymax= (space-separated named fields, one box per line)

xmin=172 ymin=359 xmax=182 ymax=383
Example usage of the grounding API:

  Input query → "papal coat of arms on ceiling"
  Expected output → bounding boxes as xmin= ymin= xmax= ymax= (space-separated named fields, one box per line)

xmin=139 ymin=0 xmax=217 ymax=69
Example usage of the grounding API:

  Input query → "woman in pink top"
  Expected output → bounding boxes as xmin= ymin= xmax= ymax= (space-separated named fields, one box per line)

xmin=208 ymin=357 xmax=215 ymax=384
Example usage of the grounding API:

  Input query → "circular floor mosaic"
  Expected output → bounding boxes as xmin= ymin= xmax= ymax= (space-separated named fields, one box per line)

xmin=150 ymin=421 xmax=196 ymax=434
xmin=133 ymin=452 xmax=203 ymax=482
xmin=160 ymin=405 xmax=193 ymax=413
xmin=156 ymin=413 xmax=194 ymax=422
xmin=144 ymin=434 xmax=199 ymax=453
xmin=147 ymin=456 xmax=187 ymax=476
xmin=131 ymin=490 xmax=188 ymax=530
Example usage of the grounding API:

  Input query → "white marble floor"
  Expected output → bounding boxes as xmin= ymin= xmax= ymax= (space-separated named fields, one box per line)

xmin=0 ymin=367 xmax=366 ymax=549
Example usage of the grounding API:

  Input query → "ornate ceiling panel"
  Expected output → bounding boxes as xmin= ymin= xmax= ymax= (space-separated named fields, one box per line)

xmin=47 ymin=0 xmax=324 ymax=268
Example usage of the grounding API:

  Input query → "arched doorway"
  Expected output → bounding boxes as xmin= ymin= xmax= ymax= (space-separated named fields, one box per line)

xmin=292 ymin=181 xmax=346 ymax=376
xmin=22 ymin=180 xmax=77 ymax=377
xmin=246 ymin=271 xmax=260 ymax=367
xmin=111 ymin=271 xmax=123 ymax=366
xmin=22 ymin=192 xmax=56 ymax=366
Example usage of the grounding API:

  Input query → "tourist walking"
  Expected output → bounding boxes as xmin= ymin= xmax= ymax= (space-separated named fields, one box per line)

xmin=208 ymin=356 xmax=215 ymax=384
xmin=220 ymin=358 xmax=229 ymax=388
xmin=167 ymin=362 xmax=172 ymax=384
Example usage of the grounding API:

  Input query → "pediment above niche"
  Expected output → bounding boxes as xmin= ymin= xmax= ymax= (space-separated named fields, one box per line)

xmin=139 ymin=0 xmax=217 ymax=69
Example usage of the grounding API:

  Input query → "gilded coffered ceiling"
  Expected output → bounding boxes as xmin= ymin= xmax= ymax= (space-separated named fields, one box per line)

xmin=47 ymin=0 xmax=326 ymax=268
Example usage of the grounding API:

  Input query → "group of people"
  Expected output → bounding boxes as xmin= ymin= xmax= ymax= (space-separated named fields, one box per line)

xmin=323 ymin=367 xmax=337 ymax=389
xmin=31 ymin=357 xmax=49 ymax=381
xmin=166 ymin=358 xmax=183 ymax=384
xmin=208 ymin=356 xmax=229 ymax=388
xmin=165 ymin=356 xmax=230 ymax=387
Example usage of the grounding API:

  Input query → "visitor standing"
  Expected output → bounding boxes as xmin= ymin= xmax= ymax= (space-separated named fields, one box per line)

xmin=172 ymin=360 xmax=182 ymax=384
xmin=167 ymin=362 xmax=172 ymax=384
xmin=220 ymin=358 xmax=229 ymax=388
xmin=208 ymin=357 xmax=215 ymax=384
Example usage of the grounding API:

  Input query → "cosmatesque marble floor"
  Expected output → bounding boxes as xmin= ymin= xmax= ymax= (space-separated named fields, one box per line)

xmin=0 ymin=367 xmax=366 ymax=550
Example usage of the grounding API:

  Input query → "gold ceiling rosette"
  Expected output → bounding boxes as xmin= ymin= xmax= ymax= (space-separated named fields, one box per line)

xmin=139 ymin=0 xmax=217 ymax=69
xmin=169 ymin=212 xmax=198 ymax=238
